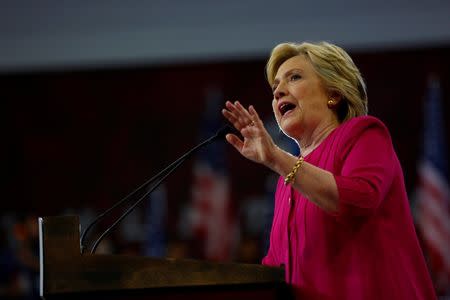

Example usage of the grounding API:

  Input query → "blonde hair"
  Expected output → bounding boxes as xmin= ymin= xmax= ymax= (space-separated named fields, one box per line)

xmin=266 ymin=41 xmax=368 ymax=122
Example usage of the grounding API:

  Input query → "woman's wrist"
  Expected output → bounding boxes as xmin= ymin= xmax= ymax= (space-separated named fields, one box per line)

xmin=284 ymin=156 xmax=304 ymax=185
xmin=265 ymin=146 xmax=297 ymax=177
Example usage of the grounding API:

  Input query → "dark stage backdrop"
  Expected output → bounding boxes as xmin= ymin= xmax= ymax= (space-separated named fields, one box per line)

xmin=1 ymin=46 xmax=449 ymax=260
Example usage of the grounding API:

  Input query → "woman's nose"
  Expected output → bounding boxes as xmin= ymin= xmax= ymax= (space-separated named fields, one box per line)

xmin=273 ymin=81 xmax=287 ymax=100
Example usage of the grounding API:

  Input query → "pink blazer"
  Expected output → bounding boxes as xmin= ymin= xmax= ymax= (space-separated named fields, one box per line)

xmin=263 ymin=116 xmax=436 ymax=299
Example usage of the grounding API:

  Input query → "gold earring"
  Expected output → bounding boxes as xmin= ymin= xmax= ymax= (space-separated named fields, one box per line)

xmin=327 ymin=99 xmax=336 ymax=108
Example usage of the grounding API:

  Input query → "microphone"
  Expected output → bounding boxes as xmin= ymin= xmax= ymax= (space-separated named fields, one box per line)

xmin=81 ymin=124 xmax=236 ymax=254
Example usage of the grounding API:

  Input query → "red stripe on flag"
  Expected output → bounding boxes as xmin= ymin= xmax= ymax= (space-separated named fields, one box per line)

xmin=419 ymin=174 xmax=450 ymax=209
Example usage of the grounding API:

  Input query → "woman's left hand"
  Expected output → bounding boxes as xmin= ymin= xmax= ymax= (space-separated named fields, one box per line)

xmin=222 ymin=101 xmax=278 ymax=168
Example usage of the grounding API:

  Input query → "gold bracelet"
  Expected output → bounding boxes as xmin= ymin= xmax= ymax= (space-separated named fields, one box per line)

xmin=284 ymin=156 xmax=304 ymax=185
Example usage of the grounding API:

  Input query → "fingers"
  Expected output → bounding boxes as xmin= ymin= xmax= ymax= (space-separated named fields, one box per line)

xmin=225 ymin=133 xmax=244 ymax=153
xmin=222 ymin=101 xmax=251 ymax=131
xmin=222 ymin=101 xmax=243 ymax=130
xmin=234 ymin=101 xmax=254 ymax=122
xmin=222 ymin=109 xmax=238 ymax=127
xmin=222 ymin=101 xmax=257 ymax=131
xmin=249 ymin=105 xmax=263 ymax=127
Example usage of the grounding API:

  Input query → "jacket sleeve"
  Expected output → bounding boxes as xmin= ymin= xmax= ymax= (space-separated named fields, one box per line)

xmin=333 ymin=121 xmax=396 ymax=218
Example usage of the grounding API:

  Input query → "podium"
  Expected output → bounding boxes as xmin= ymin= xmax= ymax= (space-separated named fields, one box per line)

xmin=39 ymin=216 xmax=291 ymax=299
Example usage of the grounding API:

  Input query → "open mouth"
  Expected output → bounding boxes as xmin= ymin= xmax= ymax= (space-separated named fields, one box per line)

xmin=279 ymin=102 xmax=296 ymax=116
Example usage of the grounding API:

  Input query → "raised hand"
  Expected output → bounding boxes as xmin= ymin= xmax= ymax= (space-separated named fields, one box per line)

xmin=222 ymin=101 xmax=278 ymax=168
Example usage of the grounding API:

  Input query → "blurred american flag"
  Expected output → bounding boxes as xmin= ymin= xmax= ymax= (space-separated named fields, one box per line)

xmin=415 ymin=77 xmax=450 ymax=296
xmin=189 ymin=88 xmax=237 ymax=261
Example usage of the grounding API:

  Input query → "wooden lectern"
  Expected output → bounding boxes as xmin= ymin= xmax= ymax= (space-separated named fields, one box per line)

xmin=39 ymin=216 xmax=292 ymax=299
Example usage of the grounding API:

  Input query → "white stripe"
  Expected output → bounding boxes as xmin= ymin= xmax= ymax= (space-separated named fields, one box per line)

xmin=417 ymin=187 xmax=450 ymax=237
xmin=417 ymin=208 xmax=450 ymax=271
xmin=416 ymin=161 xmax=450 ymax=271
xmin=420 ymin=161 xmax=450 ymax=199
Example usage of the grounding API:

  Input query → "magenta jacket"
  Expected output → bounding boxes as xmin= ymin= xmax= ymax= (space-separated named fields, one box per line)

xmin=262 ymin=116 xmax=436 ymax=299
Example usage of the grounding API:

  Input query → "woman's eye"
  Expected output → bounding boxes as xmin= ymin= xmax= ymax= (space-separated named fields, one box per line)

xmin=290 ymin=74 xmax=301 ymax=81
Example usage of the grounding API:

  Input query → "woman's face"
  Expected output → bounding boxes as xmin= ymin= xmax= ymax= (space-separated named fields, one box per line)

xmin=271 ymin=55 xmax=336 ymax=141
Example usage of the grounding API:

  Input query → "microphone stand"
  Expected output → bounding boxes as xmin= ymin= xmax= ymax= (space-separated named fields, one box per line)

xmin=80 ymin=153 xmax=185 ymax=253
xmin=81 ymin=125 xmax=233 ymax=254
xmin=90 ymin=158 xmax=185 ymax=254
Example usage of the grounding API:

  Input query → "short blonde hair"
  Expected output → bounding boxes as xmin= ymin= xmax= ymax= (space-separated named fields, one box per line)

xmin=266 ymin=41 xmax=368 ymax=122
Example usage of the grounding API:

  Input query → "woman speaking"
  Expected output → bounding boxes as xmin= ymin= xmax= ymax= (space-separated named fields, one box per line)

xmin=222 ymin=41 xmax=436 ymax=299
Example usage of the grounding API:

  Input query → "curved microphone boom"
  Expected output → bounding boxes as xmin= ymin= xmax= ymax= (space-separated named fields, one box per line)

xmin=81 ymin=124 xmax=236 ymax=254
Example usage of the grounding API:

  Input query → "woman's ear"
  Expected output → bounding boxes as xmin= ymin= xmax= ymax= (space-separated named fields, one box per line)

xmin=329 ymin=91 xmax=343 ymax=104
